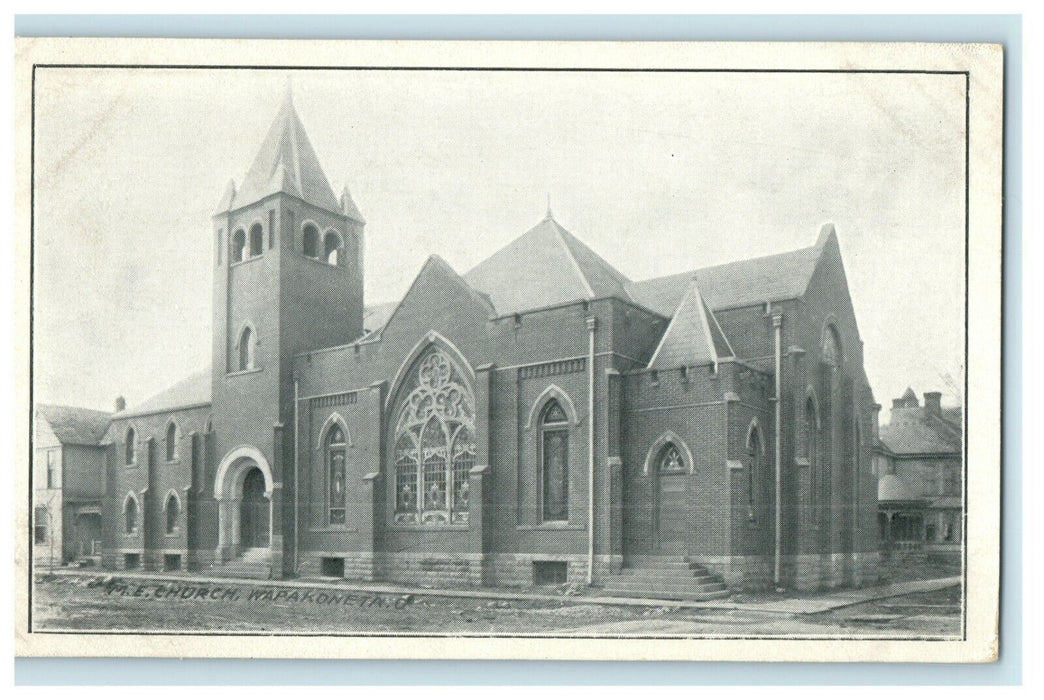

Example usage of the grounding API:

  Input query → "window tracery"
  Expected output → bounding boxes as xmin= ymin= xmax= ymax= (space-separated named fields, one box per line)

xmin=393 ymin=349 xmax=475 ymax=525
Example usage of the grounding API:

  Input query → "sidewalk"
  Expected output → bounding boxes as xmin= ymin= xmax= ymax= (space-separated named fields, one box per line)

xmin=37 ymin=567 xmax=960 ymax=616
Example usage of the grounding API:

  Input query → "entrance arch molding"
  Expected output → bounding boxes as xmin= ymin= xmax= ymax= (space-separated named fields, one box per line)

xmin=213 ymin=445 xmax=274 ymax=563
xmin=214 ymin=445 xmax=274 ymax=500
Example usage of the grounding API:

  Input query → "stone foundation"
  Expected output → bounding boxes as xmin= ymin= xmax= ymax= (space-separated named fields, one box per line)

xmin=298 ymin=551 xmax=377 ymax=581
xmin=487 ymin=553 xmax=620 ymax=588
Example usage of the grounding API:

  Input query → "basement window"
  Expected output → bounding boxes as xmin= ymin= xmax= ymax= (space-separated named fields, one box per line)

xmin=533 ymin=560 xmax=568 ymax=585
xmin=123 ymin=553 xmax=141 ymax=570
xmin=321 ymin=557 xmax=345 ymax=578
xmin=164 ymin=554 xmax=182 ymax=571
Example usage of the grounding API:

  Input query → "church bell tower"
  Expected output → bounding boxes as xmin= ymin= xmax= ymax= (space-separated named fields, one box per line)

xmin=208 ymin=86 xmax=365 ymax=571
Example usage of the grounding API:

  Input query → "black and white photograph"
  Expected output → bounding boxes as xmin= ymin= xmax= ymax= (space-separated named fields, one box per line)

xmin=15 ymin=38 xmax=1002 ymax=662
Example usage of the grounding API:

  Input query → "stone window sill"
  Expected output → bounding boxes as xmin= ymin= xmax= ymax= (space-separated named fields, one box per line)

xmin=226 ymin=367 xmax=263 ymax=378
xmin=517 ymin=523 xmax=583 ymax=531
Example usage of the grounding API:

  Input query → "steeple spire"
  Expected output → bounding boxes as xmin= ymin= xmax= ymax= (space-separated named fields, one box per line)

xmin=215 ymin=84 xmax=340 ymax=215
xmin=545 ymin=193 xmax=553 ymax=221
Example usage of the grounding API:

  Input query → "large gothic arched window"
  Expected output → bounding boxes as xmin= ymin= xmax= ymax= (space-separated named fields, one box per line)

xmin=392 ymin=348 xmax=475 ymax=525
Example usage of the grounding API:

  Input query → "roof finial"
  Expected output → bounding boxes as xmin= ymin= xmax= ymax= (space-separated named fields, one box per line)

xmin=545 ymin=193 xmax=553 ymax=220
xmin=283 ymin=75 xmax=295 ymax=109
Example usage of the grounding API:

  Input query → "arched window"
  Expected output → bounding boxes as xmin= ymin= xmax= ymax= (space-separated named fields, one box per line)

xmin=165 ymin=421 xmax=177 ymax=462
xmin=232 ymin=229 xmax=246 ymax=263
xmin=249 ymin=223 xmax=264 ymax=257
xmin=125 ymin=496 xmax=138 ymax=534
xmin=125 ymin=427 xmax=136 ymax=466
xmin=238 ymin=326 xmax=255 ymax=371
xmin=541 ymin=399 xmax=570 ymax=522
xmin=822 ymin=325 xmax=842 ymax=369
xmin=165 ymin=493 xmax=179 ymax=534
xmin=324 ymin=231 xmax=341 ymax=265
xmin=327 ymin=424 xmax=347 ymax=525
xmin=805 ymin=398 xmax=818 ymax=523
xmin=302 ymin=223 xmax=319 ymax=258
xmin=392 ymin=348 xmax=475 ymax=525
xmin=747 ymin=425 xmax=762 ymax=521
xmin=658 ymin=443 xmax=685 ymax=474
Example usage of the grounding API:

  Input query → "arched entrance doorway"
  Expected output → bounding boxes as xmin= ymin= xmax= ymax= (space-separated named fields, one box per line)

xmin=214 ymin=446 xmax=274 ymax=563
xmin=240 ymin=467 xmax=270 ymax=548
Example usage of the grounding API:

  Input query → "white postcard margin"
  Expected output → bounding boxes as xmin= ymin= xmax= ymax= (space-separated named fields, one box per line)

xmin=12 ymin=37 xmax=1003 ymax=663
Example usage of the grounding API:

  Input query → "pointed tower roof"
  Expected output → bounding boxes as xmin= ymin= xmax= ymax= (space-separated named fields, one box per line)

xmin=216 ymin=86 xmax=340 ymax=215
xmin=340 ymin=185 xmax=366 ymax=224
xmin=647 ymin=279 xmax=735 ymax=370
xmin=901 ymin=387 xmax=918 ymax=401
xmin=463 ymin=214 xmax=632 ymax=315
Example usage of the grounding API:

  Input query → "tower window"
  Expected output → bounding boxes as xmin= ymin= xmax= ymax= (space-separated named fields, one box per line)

xmin=232 ymin=229 xmax=246 ymax=263
xmin=238 ymin=326 xmax=256 ymax=371
xmin=249 ymin=223 xmax=264 ymax=257
xmin=324 ymin=231 xmax=341 ymax=265
xmin=303 ymin=223 xmax=319 ymax=258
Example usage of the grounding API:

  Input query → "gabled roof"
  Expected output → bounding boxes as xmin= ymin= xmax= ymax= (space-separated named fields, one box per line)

xmin=647 ymin=280 xmax=734 ymax=369
xmin=879 ymin=405 xmax=963 ymax=456
xmin=216 ymin=87 xmax=340 ymax=215
xmin=463 ymin=214 xmax=632 ymax=316
xmin=361 ymin=255 xmax=495 ymax=343
xmin=114 ymin=369 xmax=212 ymax=420
xmin=626 ymin=225 xmax=834 ymax=316
xmin=36 ymin=404 xmax=112 ymax=446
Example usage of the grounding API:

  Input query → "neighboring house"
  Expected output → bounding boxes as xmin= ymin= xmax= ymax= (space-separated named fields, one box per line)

xmin=33 ymin=404 xmax=113 ymax=566
xmin=874 ymin=388 xmax=963 ymax=560
xmin=51 ymin=89 xmax=881 ymax=594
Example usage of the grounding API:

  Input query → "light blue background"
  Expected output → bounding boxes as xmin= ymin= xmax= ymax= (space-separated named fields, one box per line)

xmin=14 ymin=13 xmax=1021 ymax=686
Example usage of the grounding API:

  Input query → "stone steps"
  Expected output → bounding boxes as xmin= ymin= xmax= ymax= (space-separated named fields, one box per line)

xmin=599 ymin=556 xmax=731 ymax=601
xmin=208 ymin=548 xmax=272 ymax=580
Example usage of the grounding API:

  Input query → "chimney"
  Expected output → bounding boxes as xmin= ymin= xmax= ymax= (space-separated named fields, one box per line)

xmin=924 ymin=391 xmax=942 ymax=418
xmin=115 ymin=396 xmax=126 ymax=413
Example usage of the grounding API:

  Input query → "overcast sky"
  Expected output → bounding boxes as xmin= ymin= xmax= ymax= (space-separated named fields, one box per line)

xmin=32 ymin=67 xmax=966 ymax=420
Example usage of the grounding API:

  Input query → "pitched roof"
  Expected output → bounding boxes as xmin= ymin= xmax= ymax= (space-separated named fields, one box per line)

xmin=626 ymin=226 xmax=833 ymax=316
xmin=36 ymin=404 xmax=112 ymax=446
xmin=463 ymin=215 xmax=632 ymax=316
xmin=114 ymin=369 xmax=212 ymax=419
xmin=647 ymin=280 xmax=734 ymax=369
xmin=360 ymin=256 xmax=495 ymax=344
xmin=217 ymin=87 xmax=340 ymax=215
xmin=877 ymin=473 xmax=923 ymax=502
xmin=879 ymin=405 xmax=963 ymax=456
xmin=340 ymin=186 xmax=365 ymax=224
xmin=363 ymin=300 xmax=399 ymax=334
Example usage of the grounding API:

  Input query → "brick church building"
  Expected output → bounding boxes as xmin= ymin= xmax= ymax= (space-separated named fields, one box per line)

xmin=91 ymin=91 xmax=881 ymax=594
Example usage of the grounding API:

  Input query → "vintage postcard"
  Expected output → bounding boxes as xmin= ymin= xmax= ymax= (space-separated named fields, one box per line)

xmin=14 ymin=38 xmax=1002 ymax=662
